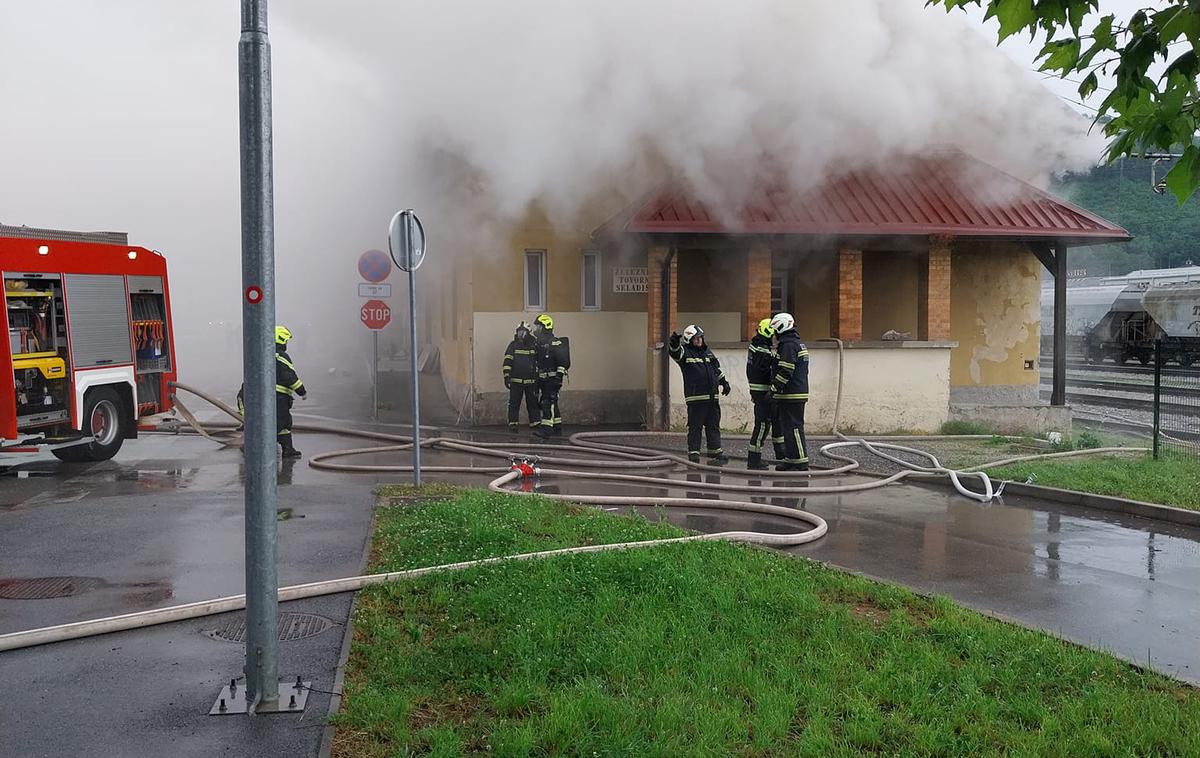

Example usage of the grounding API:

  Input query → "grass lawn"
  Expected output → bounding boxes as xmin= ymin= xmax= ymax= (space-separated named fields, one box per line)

xmin=333 ymin=490 xmax=1200 ymax=757
xmin=989 ymin=453 xmax=1200 ymax=510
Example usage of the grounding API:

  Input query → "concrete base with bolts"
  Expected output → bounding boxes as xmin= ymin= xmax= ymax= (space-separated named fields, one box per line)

xmin=209 ymin=677 xmax=311 ymax=715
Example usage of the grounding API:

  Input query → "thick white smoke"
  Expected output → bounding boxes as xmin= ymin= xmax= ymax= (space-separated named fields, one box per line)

xmin=0 ymin=1 xmax=1102 ymax=390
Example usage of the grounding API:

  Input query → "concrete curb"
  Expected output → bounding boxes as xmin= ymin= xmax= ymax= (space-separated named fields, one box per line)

xmin=908 ymin=473 xmax=1200 ymax=528
xmin=316 ymin=504 xmax=379 ymax=758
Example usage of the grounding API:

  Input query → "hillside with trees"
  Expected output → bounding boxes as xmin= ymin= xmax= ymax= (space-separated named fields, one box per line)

xmin=1053 ymin=158 xmax=1200 ymax=277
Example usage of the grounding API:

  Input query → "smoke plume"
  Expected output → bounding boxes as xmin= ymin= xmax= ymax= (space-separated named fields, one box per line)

xmin=0 ymin=1 xmax=1102 ymax=390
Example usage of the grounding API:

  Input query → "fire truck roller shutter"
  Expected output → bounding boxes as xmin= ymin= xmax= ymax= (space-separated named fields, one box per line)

xmin=64 ymin=274 xmax=133 ymax=367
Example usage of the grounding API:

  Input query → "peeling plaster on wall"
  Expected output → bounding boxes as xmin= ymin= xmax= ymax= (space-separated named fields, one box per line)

xmin=957 ymin=247 xmax=1040 ymax=385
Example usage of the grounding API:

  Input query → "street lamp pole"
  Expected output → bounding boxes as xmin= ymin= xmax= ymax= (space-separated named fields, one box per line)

xmin=238 ymin=0 xmax=280 ymax=711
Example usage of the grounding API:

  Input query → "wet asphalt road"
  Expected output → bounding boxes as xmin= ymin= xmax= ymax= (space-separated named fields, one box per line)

xmin=2 ymin=422 xmax=1200 ymax=756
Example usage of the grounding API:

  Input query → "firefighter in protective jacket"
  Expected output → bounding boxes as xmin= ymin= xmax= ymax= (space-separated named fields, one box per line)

xmin=746 ymin=318 xmax=785 ymax=470
xmin=502 ymin=321 xmax=540 ymax=431
xmin=768 ymin=313 xmax=809 ymax=471
xmin=669 ymin=324 xmax=731 ymax=464
xmin=532 ymin=313 xmax=570 ymax=437
xmin=236 ymin=324 xmax=307 ymax=458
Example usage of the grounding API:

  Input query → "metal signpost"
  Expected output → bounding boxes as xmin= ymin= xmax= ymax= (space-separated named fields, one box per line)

xmin=357 ymin=250 xmax=392 ymax=420
xmin=388 ymin=210 xmax=426 ymax=487
xmin=360 ymin=298 xmax=392 ymax=418
xmin=212 ymin=0 xmax=308 ymax=716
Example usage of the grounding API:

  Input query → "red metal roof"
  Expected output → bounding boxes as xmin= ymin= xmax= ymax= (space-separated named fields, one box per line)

xmin=597 ymin=152 xmax=1129 ymax=246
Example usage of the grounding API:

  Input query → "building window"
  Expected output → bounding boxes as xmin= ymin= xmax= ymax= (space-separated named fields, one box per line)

xmin=524 ymin=250 xmax=546 ymax=311
xmin=581 ymin=250 xmax=601 ymax=311
xmin=771 ymin=268 xmax=789 ymax=314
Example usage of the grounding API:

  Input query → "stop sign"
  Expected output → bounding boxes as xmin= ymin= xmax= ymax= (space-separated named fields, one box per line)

xmin=360 ymin=299 xmax=391 ymax=330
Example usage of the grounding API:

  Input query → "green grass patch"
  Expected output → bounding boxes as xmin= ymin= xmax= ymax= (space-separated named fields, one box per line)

xmin=991 ymin=453 xmax=1200 ymax=509
xmin=374 ymin=482 xmax=467 ymax=501
xmin=334 ymin=491 xmax=1200 ymax=756
xmin=938 ymin=419 xmax=997 ymax=436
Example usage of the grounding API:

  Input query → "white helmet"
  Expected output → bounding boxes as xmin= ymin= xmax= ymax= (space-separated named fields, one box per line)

xmin=770 ymin=312 xmax=795 ymax=334
xmin=681 ymin=324 xmax=704 ymax=342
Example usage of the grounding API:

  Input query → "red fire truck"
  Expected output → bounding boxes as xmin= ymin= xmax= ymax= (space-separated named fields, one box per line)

xmin=1 ymin=225 xmax=177 ymax=461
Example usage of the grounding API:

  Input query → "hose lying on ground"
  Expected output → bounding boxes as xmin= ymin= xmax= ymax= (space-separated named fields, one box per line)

xmin=1 ymin=343 xmax=1149 ymax=653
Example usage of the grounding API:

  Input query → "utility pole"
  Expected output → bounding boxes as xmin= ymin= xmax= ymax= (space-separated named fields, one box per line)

xmin=238 ymin=0 xmax=280 ymax=711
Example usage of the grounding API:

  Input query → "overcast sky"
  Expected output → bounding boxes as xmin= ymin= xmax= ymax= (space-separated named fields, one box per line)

xmin=0 ymin=1 xmax=1166 ymax=385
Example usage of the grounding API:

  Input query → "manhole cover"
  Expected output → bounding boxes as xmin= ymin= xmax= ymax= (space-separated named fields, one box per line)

xmin=206 ymin=612 xmax=334 ymax=643
xmin=0 ymin=576 xmax=103 ymax=600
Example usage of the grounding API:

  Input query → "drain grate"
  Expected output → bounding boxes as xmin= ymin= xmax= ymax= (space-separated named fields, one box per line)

xmin=0 ymin=576 xmax=103 ymax=600
xmin=206 ymin=612 xmax=334 ymax=643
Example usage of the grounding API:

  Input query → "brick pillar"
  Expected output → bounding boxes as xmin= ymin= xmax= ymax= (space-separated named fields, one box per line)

xmin=830 ymin=247 xmax=863 ymax=341
xmin=917 ymin=237 xmax=952 ymax=340
xmin=646 ymin=246 xmax=677 ymax=346
xmin=745 ymin=245 xmax=772 ymax=339
xmin=646 ymin=246 xmax=677 ymax=429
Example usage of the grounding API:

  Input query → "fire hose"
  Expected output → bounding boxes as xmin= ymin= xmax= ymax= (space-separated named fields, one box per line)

xmin=0 ymin=345 xmax=1147 ymax=653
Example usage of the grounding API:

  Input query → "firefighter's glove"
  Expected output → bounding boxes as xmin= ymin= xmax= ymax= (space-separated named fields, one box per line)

xmin=297 ymin=386 xmax=308 ymax=399
xmin=669 ymin=332 xmax=680 ymax=349
xmin=720 ymin=380 xmax=731 ymax=397
xmin=504 ymin=376 xmax=512 ymax=390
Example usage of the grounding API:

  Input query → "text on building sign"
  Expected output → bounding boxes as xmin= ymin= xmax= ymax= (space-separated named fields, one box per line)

xmin=613 ymin=266 xmax=648 ymax=293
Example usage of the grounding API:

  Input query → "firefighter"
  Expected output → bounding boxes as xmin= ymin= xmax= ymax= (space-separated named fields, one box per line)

xmin=532 ymin=313 xmax=570 ymax=437
xmin=235 ymin=324 xmax=307 ymax=458
xmin=769 ymin=312 xmax=809 ymax=471
xmin=502 ymin=321 xmax=540 ymax=432
xmin=669 ymin=324 xmax=731 ymax=464
xmin=746 ymin=317 xmax=785 ymax=470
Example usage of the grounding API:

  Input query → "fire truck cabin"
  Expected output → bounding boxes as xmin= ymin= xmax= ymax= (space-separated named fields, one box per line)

xmin=1 ymin=226 xmax=177 ymax=461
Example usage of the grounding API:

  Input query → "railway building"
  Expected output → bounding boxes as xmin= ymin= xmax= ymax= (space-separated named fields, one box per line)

xmin=423 ymin=152 xmax=1129 ymax=433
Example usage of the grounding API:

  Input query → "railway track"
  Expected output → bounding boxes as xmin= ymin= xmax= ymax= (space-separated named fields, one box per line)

xmin=1038 ymin=356 xmax=1200 ymax=378
xmin=1037 ymin=388 xmax=1200 ymax=416
xmin=1040 ymin=378 xmax=1200 ymax=399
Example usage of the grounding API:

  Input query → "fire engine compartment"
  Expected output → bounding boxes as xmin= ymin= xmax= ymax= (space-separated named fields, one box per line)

xmin=5 ymin=275 xmax=71 ymax=426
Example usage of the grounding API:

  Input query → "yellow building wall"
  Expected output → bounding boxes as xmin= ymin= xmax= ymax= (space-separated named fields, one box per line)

xmin=863 ymin=252 xmax=919 ymax=339
xmin=949 ymin=241 xmax=1041 ymax=391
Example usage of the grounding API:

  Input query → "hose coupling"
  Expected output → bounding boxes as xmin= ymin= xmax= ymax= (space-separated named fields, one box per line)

xmin=510 ymin=459 xmax=538 ymax=479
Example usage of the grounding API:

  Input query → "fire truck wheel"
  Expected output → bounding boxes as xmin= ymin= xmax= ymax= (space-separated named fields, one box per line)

xmin=52 ymin=387 xmax=127 ymax=463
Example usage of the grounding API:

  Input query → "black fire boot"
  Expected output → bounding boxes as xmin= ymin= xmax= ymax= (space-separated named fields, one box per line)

xmin=688 ymin=453 xmax=701 ymax=464
xmin=280 ymin=438 xmax=302 ymax=459
xmin=709 ymin=452 xmax=729 ymax=465
xmin=747 ymin=452 xmax=769 ymax=470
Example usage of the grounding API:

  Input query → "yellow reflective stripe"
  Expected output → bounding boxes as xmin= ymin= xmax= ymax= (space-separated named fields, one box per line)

xmin=748 ymin=383 xmax=771 ymax=391
xmin=775 ymin=393 xmax=809 ymax=400
xmin=275 ymin=385 xmax=294 ymax=395
xmin=289 ymin=379 xmax=304 ymax=390
xmin=684 ymin=357 xmax=707 ymax=363
xmin=276 ymin=354 xmax=296 ymax=370
xmin=684 ymin=394 xmax=714 ymax=402
xmin=777 ymin=360 xmax=795 ymax=369
xmin=513 ymin=349 xmax=536 ymax=355
xmin=796 ymin=350 xmax=809 ymax=357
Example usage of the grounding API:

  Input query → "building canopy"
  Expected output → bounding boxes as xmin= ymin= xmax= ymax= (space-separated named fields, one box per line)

xmin=595 ymin=152 xmax=1130 ymax=247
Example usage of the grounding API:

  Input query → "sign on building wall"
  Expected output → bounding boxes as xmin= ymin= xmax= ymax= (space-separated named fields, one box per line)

xmin=613 ymin=266 xmax=648 ymax=294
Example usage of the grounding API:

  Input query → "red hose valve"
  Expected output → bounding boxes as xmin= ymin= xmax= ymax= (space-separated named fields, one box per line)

xmin=511 ymin=460 xmax=537 ymax=478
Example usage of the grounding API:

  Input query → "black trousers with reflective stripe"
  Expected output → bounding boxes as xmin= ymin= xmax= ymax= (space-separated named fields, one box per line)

xmin=749 ymin=395 xmax=785 ymax=459
xmin=778 ymin=400 xmax=808 ymax=464
xmin=508 ymin=382 xmax=540 ymax=426
xmin=539 ymin=380 xmax=561 ymax=428
xmin=276 ymin=394 xmax=294 ymax=442
xmin=686 ymin=400 xmax=722 ymax=456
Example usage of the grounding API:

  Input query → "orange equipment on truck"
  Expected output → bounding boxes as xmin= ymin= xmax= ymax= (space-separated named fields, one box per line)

xmin=1 ymin=225 xmax=177 ymax=461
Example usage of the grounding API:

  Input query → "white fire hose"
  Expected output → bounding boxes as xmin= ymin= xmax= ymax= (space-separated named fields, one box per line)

xmin=0 ymin=342 xmax=1146 ymax=653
